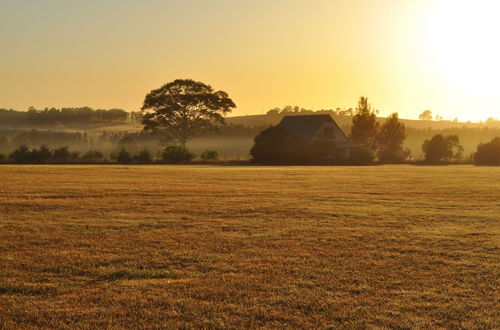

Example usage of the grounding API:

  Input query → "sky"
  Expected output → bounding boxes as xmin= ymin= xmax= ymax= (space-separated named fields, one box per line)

xmin=0 ymin=0 xmax=499 ymax=121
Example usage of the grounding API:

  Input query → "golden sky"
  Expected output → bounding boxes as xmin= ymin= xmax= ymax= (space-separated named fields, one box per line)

xmin=0 ymin=0 xmax=499 ymax=121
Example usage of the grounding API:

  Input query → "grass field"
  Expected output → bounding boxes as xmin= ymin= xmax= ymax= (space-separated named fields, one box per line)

xmin=0 ymin=165 xmax=499 ymax=328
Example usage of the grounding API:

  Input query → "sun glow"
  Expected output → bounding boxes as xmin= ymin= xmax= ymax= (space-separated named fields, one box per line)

xmin=424 ymin=0 xmax=500 ymax=120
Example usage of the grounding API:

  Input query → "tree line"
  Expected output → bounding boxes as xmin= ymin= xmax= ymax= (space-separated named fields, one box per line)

xmin=0 ymin=107 xmax=130 ymax=126
xmin=0 ymin=144 xmax=221 ymax=164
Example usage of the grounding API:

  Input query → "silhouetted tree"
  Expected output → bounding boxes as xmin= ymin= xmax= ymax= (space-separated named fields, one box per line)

xmin=133 ymin=149 xmax=152 ymax=163
xmin=201 ymin=150 xmax=219 ymax=160
xmin=419 ymin=110 xmax=433 ymax=121
xmin=474 ymin=137 xmax=500 ymax=165
xmin=161 ymin=146 xmax=194 ymax=163
xmin=376 ymin=113 xmax=409 ymax=163
xmin=422 ymin=134 xmax=463 ymax=163
xmin=350 ymin=97 xmax=378 ymax=160
xmin=53 ymin=146 xmax=72 ymax=162
xmin=141 ymin=79 xmax=236 ymax=147
xmin=9 ymin=145 xmax=31 ymax=163
xmin=266 ymin=108 xmax=281 ymax=116
xmin=30 ymin=145 xmax=53 ymax=163
xmin=117 ymin=148 xmax=132 ymax=163
xmin=82 ymin=150 xmax=104 ymax=161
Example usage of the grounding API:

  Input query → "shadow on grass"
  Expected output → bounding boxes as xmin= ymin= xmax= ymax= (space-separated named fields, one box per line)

xmin=95 ymin=267 xmax=182 ymax=281
xmin=0 ymin=282 xmax=56 ymax=296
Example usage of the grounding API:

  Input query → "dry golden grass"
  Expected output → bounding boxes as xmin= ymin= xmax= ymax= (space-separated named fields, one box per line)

xmin=0 ymin=165 xmax=499 ymax=329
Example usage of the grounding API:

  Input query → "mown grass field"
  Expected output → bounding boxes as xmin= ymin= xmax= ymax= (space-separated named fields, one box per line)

xmin=0 ymin=165 xmax=499 ymax=328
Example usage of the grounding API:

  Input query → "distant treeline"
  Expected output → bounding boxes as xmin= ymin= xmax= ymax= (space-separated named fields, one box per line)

xmin=0 ymin=107 xmax=138 ymax=127
xmin=0 ymin=129 xmax=162 ymax=154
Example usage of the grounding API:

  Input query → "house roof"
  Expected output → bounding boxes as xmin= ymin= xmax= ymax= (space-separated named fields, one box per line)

xmin=278 ymin=114 xmax=356 ymax=148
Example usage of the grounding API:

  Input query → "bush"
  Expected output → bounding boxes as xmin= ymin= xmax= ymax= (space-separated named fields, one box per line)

xmin=134 ymin=149 xmax=152 ymax=163
xmin=53 ymin=146 xmax=72 ymax=162
xmin=116 ymin=148 xmax=132 ymax=163
xmin=9 ymin=145 xmax=32 ymax=163
xmin=475 ymin=137 xmax=500 ymax=165
xmin=161 ymin=146 xmax=194 ymax=163
xmin=0 ymin=153 xmax=6 ymax=162
xmin=201 ymin=150 xmax=219 ymax=160
xmin=30 ymin=145 xmax=53 ymax=163
xmin=348 ymin=146 xmax=374 ymax=165
xmin=377 ymin=147 xmax=410 ymax=164
xmin=82 ymin=150 xmax=104 ymax=161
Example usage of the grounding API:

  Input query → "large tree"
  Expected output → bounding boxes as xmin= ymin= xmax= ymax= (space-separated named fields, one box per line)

xmin=376 ymin=113 xmax=409 ymax=163
xmin=419 ymin=110 xmax=433 ymax=121
xmin=422 ymin=134 xmax=463 ymax=163
xmin=350 ymin=96 xmax=379 ymax=151
xmin=141 ymin=79 xmax=236 ymax=146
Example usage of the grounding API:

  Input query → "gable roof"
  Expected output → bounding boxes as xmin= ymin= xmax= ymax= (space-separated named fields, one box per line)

xmin=278 ymin=114 xmax=353 ymax=147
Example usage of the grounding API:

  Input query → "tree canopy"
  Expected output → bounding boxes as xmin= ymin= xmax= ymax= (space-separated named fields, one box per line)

xmin=474 ymin=137 xmax=500 ymax=165
xmin=350 ymin=97 xmax=379 ymax=154
xmin=141 ymin=79 xmax=236 ymax=146
xmin=419 ymin=110 xmax=433 ymax=121
xmin=422 ymin=134 xmax=463 ymax=163
xmin=376 ymin=113 xmax=409 ymax=163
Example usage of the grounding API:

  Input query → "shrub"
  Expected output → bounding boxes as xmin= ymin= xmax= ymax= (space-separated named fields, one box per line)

xmin=0 ymin=153 xmax=6 ymax=162
xmin=377 ymin=147 xmax=410 ymax=164
xmin=82 ymin=150 xmax=104 ymax=161
xmin=201 ymin=150 xmax=219 ymax=160
xmin=134 ymin=149 xmax=152 ymax=163
xmin=348 ymin=146 xmax=374 ymax=165
xmin=161 ymin=146 xmax=194 ymax=163
xmin=53 ymin=146 xmax=72 ymax=162
xmin=30 ymin=145 xmax=53 ymax=163
xmin=474 ymin=137 xmax=500 ymax=165
xmin=9 ymin=145 xmax=32 ymax=163
xmin=116 ymin=148 xmax=132 ymax=163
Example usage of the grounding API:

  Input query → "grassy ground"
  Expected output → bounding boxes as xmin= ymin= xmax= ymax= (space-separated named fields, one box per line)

xmin=0 ymin=165 xmax=498 ymax=329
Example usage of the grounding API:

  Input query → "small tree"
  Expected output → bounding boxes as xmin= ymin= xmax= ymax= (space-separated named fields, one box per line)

xmin=419 ymin=110 xmax=433 ymax=121
xmin=116 ymin=148 xmax=132 ymax=163
xmin=350 ymin=97 xmax=379 ymax=154
xmin=9 ymin=145 xmax=31 ymax=163
xmin=53 ymin=146 xmax=72 ymax=162
xmin=134 ymin=149 xmax=152 ymax=163
xmin=141 ymin=79 xmax=236 ymax=147
xmin=201 ymin=150 xmax=219 ymax=160
xmin=422 ymin=134 xmax=464 ymax=163
xmin=376 ymin=113 xmax=409 ymax=163
xmin=474 ymin=137 xmax=500 ymax=165
xmin=82 ymin=150 xmax=104 ymax=161
xmin=161 ymin=146 xmax=194 ymax=163
xmin=31 ymin=145 xmax=53 ymax=163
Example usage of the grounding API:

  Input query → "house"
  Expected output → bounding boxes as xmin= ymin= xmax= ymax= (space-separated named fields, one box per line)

xmin=278 ymin=114 xmax=357 ymax=160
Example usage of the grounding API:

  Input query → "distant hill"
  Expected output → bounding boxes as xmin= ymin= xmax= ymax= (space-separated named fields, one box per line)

xmin=226 ymin=113 xmax=500 ymax=130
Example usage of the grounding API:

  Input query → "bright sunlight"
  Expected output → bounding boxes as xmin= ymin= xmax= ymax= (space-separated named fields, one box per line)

xmin=425 ymin=0 xmax=500 ymax=121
